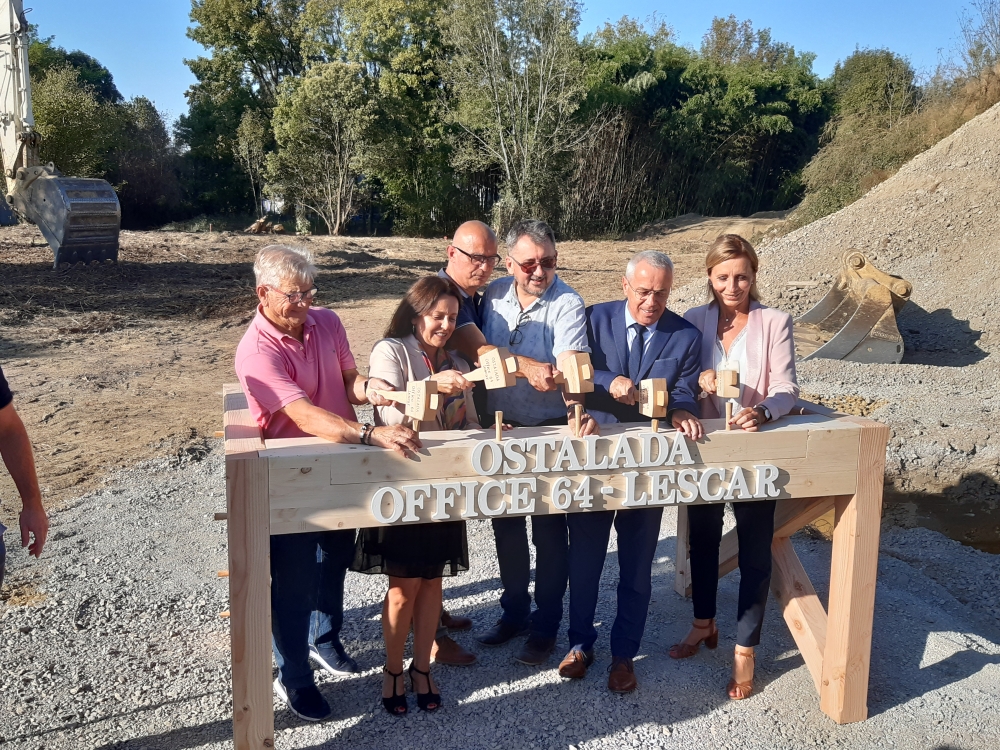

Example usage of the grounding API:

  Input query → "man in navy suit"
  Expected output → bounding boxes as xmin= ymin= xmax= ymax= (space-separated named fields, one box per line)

xmin=559 ymin=250 xmax=704 ymax=693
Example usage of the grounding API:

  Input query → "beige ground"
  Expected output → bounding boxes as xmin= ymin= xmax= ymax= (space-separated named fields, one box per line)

xmin=0 ymin=216 xmax=783 ymax=515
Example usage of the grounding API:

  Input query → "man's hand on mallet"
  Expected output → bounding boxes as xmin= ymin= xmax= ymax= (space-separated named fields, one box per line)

xmin=518 ymin=358 xmax=559 ymax=392
xmin=609 ymin=375 xmax=638 ymax=405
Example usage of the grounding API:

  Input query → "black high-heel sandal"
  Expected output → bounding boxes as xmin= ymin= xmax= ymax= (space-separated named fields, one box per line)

xmin=382 ymin=667 xmax=407 ymax=716
xmin=408 ymin=663 xmax=442 ymax=711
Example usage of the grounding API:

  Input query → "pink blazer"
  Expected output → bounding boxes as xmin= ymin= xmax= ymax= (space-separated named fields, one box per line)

xmin=683 ymin=300 xmax=799 ymax=420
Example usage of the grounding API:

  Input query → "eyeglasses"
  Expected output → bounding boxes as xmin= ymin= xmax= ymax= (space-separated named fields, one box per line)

xmin=451 ymin=245 xmax=500 ymax=267
xmin=270 ymin=286 xmax=318 ymax=304
xmin=509 ymin=310 xmax=531 ymax=346
xmin=624 ymin=277 xmax=669 ymax=304
xmin=509 ymin=254 xmax=558 ymax=275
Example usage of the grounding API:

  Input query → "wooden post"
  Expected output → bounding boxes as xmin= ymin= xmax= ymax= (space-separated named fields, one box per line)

xmin=495 ymin=411 xmax=503 ymax=442
xmin=226 ymin=456 xmax=274 ymax=750
xmin=771 ymin=536 xmax=828 ymax=692
xmin=819 ymin=420 xmax=889 ymax=724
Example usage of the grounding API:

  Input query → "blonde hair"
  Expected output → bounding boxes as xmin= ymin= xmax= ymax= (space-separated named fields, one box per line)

xmin=705 ymin=234 xmax=760 ymax=302
xmin=254 ymin=245 xmax=317 ymax=289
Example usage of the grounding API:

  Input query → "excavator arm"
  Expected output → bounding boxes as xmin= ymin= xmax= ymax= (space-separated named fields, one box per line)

xmin=0 ymin=0 xmax=120 ymax=268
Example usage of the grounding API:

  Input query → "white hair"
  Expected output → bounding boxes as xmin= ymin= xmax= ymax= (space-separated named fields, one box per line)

xmin=254 ymin=245 xmax=316 ymax=289
xmin=625 ymin=250 xmax=674 ymax=280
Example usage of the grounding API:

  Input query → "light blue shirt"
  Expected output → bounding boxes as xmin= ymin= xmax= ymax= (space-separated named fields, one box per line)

xmin=481 ymin=275 xmax=590 ymax=425
xmin=623 ymin=304 xmax=654 ymax=357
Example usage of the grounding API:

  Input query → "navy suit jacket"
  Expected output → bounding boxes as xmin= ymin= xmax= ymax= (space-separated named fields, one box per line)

xmin=585 ymin=300 xmax=702 ymax=423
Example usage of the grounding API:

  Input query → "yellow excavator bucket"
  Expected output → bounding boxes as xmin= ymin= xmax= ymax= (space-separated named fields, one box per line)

xmin=793 ymin=250 xmax=912 ymax=364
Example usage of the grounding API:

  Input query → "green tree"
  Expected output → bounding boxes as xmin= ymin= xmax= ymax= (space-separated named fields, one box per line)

xmin=267 ymin=62 xmax=376 ymax=234
xmin=444 ymin=0 xmax=589 ymax=229
xmin=28 ymin=36 xmax=123 ymax=103
xmin=236 ymin=108 xmax=271 ymax=217
xmin=337 ymin=0 xmax=480 ymax=234
xmin=31 ymin=66 xmax=107 ymax=177
xmin=832 ymin=48 xmax=916 ymax=130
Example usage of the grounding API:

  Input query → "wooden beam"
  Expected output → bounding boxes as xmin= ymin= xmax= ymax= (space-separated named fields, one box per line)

xmin=714 ymin=496 xmax=838 ymax=583
xmin=224 ymin=385 xmax=266 ymax=459
xmin=674 ymin=504 xmax=692 ymax=596
xmin=771 ymin=536 xmax=828 ymax=693
xmin=820 ymin=419 xmax=890 ymax=724
xmin=226 ymin=455 xmax=274 ymax=750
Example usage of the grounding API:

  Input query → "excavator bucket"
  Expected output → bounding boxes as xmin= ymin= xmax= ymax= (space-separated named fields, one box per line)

xmin=793 ymin=250 xmax=912 ymax=364
xmin=8 ymin=167 xmax=121 ymax=269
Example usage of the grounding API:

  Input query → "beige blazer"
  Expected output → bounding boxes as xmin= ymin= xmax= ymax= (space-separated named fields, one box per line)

xmin=368 ymin=335 xmax=480 ymax=430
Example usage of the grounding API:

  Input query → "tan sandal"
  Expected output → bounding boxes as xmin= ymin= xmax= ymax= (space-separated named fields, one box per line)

xmin=727 ymin=649 xmax=755 ymax=700
xmin=668 ymin=619 xmax=719 ymax=659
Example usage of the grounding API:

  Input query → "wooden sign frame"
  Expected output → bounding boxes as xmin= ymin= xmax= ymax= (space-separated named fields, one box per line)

xmin=221 ymin=385 xmax=889 ymax=748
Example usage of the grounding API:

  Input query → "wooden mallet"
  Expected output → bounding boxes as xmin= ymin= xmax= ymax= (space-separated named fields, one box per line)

xmin=465 ymin=346 xmax=519 ymax=389
xmin=717 ymin=368 xmax=740 ymax=431
xmin=554 ymin=352 xmax=596 ymax=394
xmin=371 ymin=380 xmax=441 ymax=434
xmin=638 ymin=378 xmax=668 ymax=433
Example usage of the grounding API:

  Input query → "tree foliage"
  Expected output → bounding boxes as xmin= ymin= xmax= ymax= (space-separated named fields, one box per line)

xmin=444 ymin=0 xmax=589 ymax=229
xmin=28 ymin=36 xmax=123 ymax=103
xmin=267 ymin=62 xmax=376 ymax=234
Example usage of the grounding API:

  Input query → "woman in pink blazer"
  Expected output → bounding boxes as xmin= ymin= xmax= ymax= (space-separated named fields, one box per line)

xmin=669 ymin=234 xmax=799 ymax=700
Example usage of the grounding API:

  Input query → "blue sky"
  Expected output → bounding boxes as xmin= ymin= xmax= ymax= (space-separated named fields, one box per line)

xmin=31 ymin=1 xmax=969 ymax=127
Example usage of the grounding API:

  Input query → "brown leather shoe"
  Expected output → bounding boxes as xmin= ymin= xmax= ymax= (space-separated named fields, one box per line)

xmin=557 ymin=647 xmax=594 ymax=679
xmin=432 ymin=635 xmax=477 ymax=666
xmin=607 ymin=656 xmax=637 ymax=693
xmin=441 ymin=610 xmax=473 ymax=632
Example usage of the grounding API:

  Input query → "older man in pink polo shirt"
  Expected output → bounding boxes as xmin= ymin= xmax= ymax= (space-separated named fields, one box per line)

xmin=236 ymin=245 xmax=418 ymax=722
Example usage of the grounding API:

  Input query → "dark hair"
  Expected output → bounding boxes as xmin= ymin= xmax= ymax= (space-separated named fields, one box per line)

xmin=505 ymin=219 xmax=556 ymax=252
xmin=384 ymin=276 xmax=464 ymax=339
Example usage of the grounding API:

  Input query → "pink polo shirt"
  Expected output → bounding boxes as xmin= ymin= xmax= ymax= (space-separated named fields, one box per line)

xmin=235 ymin=305 xmax=358 ymax=440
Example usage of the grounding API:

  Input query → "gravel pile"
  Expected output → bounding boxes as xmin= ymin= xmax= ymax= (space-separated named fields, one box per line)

xmin=670 ymin=102 xmax=1000 ymax=540
xmin=2 ymin=449 xmax=1000 ymax=749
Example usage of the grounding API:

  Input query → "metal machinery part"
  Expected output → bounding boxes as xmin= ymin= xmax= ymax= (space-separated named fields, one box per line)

xmin=793 ymin=250 xmax=913 ymax=365
xmin=0 ymin=1 xmax=120 ymax=268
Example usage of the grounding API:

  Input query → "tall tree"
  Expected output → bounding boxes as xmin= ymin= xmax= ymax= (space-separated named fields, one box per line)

xmin=267 ymin=62 xmax=376 ymax=234
xmin=444 ymin=0 xmax=589 ymax=229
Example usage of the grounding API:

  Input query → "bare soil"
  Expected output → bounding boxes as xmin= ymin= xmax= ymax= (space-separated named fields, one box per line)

xmin=0 ymin=216 xmax=776 ymax=514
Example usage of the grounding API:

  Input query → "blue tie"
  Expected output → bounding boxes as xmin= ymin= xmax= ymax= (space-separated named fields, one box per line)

xmin=629 ymin=322 xmax=646 ymax=383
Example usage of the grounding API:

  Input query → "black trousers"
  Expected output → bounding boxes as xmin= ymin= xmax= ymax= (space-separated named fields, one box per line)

xmin=687 ymin=500 xmax=776 ymax=648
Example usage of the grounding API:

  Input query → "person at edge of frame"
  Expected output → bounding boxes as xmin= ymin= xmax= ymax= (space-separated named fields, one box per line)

xmin=474 ymin=218 xmax=600 ymax=666
xmin=0 ymin=364 xmax=49 ymax=594
xmin=234 ymin=245 xmax=420 ymax=723
xmin=561 ymin=250 xmax=703 ymax=693
xmin=671 ymin=233 xmax=799 ymax=701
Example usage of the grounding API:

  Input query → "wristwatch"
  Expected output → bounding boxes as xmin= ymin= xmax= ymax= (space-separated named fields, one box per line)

xmin=757 ymin=405 xmax=772 ymax=423
xmin=359 ymin=423 xmax=375 ymax=445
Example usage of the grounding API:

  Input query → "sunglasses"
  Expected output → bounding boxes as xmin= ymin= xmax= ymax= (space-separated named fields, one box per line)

xmin=509 ymin=310 xmax=531 ymax=346
xmin=509 ymin=254 xmax=558 ymax=275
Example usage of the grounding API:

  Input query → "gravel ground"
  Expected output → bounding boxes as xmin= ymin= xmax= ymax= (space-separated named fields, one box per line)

xmin=2 ymin=447 xmax=999 ymax=750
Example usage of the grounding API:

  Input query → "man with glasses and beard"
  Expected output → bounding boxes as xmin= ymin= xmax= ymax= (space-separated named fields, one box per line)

xmin=559 ymin=250 xmax=702 ymax=693
xmin=475 ymin=219 xmax=598 ymax=666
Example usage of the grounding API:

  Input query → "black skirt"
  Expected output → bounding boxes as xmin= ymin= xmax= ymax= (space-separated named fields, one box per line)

xmin=352 ymin=520 xmax=469 ymax=579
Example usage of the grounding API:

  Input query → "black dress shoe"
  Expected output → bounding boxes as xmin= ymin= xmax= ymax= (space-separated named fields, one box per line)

xmin=477 ymin=619 xmax=528 ymax=646
xmin=514 ymin=635 xmax=557 ymax=666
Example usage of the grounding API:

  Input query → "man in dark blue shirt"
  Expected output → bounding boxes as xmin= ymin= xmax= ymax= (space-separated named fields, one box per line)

xmin=0 ymin=365 xmax=48 ymax=591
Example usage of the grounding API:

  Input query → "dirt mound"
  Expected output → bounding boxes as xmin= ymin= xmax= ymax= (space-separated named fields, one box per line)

xmin=625 ymin=212 xmax=789 ymax=245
